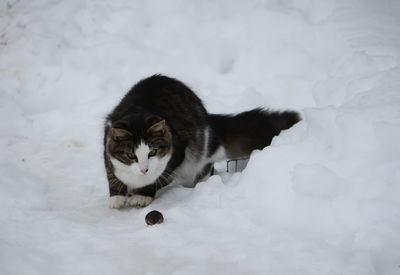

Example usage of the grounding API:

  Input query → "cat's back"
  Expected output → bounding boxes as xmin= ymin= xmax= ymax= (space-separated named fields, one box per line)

xmin=111 ymin=75 xmax=206 ymax=120
xmin=126 ymin=75 xmax=204 ymax=111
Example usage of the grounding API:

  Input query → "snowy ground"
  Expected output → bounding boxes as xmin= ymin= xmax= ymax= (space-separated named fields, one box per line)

xmin=1 ymin=0 xmax=400 ymax=274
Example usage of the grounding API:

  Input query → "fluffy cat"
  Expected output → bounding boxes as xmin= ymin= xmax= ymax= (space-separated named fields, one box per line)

xmin=104 ymin=75 xmax=300 ymax=208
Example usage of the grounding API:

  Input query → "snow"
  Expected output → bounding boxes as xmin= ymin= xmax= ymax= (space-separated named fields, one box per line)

xmin=1 ymin=0 xmax=400 ymax=274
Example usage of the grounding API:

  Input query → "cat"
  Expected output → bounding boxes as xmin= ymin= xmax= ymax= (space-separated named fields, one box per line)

xmin=104 ymin=75 xmax=300 ymax=209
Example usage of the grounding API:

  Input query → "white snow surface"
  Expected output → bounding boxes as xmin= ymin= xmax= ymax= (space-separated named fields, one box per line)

xmin=1 ymin=0 xmax=400 ymax=274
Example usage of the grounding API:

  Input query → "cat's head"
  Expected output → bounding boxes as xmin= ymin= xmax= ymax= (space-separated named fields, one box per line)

xmin=106 ymin=115 xmax=172 ymax=179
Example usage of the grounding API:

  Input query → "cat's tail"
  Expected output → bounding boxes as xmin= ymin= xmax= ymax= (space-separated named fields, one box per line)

xmin=207 ymin=108 xmax=301 ymax=159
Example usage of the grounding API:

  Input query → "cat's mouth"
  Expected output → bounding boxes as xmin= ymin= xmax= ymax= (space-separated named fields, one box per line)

xmin=138 ymin=170 xmax=152 ymax=176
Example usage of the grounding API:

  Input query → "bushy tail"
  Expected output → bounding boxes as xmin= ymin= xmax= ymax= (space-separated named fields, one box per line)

xmin=207 ymin=108 xmax=300 ymax=159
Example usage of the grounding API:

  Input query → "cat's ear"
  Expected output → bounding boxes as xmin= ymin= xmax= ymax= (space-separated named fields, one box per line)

xmin=110 ymin=128 xmax=132 ymax=141
xmin=147 ymin=120 xmax=166 ymax=135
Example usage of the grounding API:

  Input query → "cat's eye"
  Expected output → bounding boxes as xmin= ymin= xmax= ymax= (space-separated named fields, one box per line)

xmin=116 ymin=150 xmax=125 ymax=154
xmin=148 ymin=149 xmax=157 ymax=157
xmin=127 ymin=153 xmax=137 ymax=160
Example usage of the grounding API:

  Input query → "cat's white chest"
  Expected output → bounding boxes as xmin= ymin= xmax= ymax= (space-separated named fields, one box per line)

xmin=110 ymin=159 xmax=155 ymax=189
xmin=110 ymin=155 xmax=170 ymax=189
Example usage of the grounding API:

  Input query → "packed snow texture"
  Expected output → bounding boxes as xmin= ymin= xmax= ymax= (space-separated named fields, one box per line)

xmin=1 ymin=0 xmax=400 ymax=274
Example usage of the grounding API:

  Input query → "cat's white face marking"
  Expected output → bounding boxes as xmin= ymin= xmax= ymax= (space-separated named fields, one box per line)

xmin=110 ymin=141 xmax=171 ymax=189
xmin=135 ymin=142 xmax=150 ymax=174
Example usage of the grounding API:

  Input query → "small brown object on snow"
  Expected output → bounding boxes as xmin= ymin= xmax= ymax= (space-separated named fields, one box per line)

xmin=145 ymin=210 xmax=164 ymax=225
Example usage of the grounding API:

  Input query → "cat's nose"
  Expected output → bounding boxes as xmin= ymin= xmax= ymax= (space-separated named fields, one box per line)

xmin=140 ymin=168 xmax=149 ymax=175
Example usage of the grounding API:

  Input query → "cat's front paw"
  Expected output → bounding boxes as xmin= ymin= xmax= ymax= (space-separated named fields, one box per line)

xmin=109 ymin=195 xmax=126 ymax=209
xmin=127 ymin=195 xmax=153 ymax=208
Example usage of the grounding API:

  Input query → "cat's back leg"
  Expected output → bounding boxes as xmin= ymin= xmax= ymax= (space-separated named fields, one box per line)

xmin=194 ymin=162 xmax=214 ymax=185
